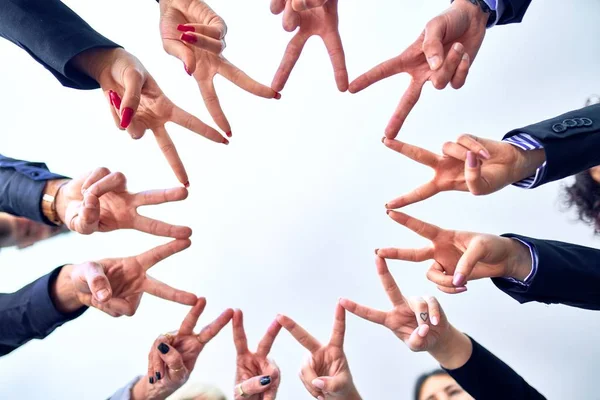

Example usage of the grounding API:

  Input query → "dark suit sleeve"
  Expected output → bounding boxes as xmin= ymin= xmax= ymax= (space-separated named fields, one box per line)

xmin=445 ymin=336 xmax=545 ymax=400
xmin=0 ymin=0 xmax=120 ymax=89
xmin=503 ymin=104 xmax=600 ymax=188
xmin=497 ymin=0 xmax=533 ymax=25
xmin=492 ymin=234 xmax=600 ymax=310
xmin=0 ymin=154 xmax=69 ymax=225
xmin=0 ymin=266 xmax=87 ymax=357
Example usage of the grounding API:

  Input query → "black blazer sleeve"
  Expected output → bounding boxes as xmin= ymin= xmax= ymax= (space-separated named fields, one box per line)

xmin=492 ymin=234 xmax=600 ymax=310
xmin=503 ymin=104 xmax=600 ymax=188
xmin=0 ymin=0 xmax=120 ymax=89
xmin=0 ymin=267 xmax=87 ymax=357
xmin=0 ymin=154 xmax=69 ymax=225
xmin=497 ymin=0 xmax=533 ymax=25
xmin=445 ymin=336 xmax=545 ymax=400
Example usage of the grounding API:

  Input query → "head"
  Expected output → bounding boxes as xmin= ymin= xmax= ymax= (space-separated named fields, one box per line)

xmin=169 ymin=382 xmax=226 ymax=400
xmin=414 ymin=370 xmax=473 ymax=400
xmin=0 ymin=213 xmax=68 ymax=249
xmin=563 ymin=169 xmax=600 ymax=234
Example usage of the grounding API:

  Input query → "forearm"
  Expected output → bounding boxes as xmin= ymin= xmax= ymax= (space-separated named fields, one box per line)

xmin=50 ymin=265 xmax=83 ymax=313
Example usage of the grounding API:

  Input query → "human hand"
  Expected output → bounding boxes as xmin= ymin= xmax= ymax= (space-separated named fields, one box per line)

xmin=270 ymin=0 xmax=348 ymax=92
xmin=159 ymin=0 xmax=279 ymax=136
xmin=377 ymin=211 xmax=533 ymax=293
xmin=382 ymin=136 xmax=545 ymax=209
xmin=0 ymin=213 xmax=67 ymax=249
xmin=349 ymin=0 xmax=490 ymax=137
xmin=54 ymin=168 xmax=192 ymax=238
xmin=68 ymin=239 xmax=196 ymax=317
xmin=233 ymin=310 xmax=281 ymax=400
xmin=277 ymin=303 xmax=361 ymax=400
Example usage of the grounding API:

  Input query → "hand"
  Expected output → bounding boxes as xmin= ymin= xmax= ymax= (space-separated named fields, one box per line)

xmin=69 ymin=239 xmax=196 ymax=317
xmin=277 ymin=303 xmax=361 ymax=400
xmin=377 ymin=210 xmax=533 ymax=293
xmin=54 ymin=168 xmax=192 ymax=238
xmin=0 ymin=213 xmax=67 ymax=249
xmin=74 ymin=47 xmax=227 ymax=185
xmin=233 ymin=310 xmax=281 ymax=400
xmin=383 ymin=136 xmax=545 ymax=209
xmin=135 ymin=298 xmax=234 ymax=400
xmin=270 ymin=0 xmax=348 ymax=92
xmin=160 ymin=0 xmax=279 ymax=136
xmin=349 ymin=0 xmax=490 ymax=137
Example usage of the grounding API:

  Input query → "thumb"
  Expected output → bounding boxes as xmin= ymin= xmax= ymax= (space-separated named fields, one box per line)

xmin=453 ymin=237 xmax=487 ymax=287
xmin=312 ymin=376 xmax=346 ymax=394
xmin=465 ymin=151 xmax=489 ymax=195
xmin=422 ymin=15 xmax=446 ymax=70
xmin=119 ymin=68 xmax=145 ymax=131
xmin=238 ymin=375 xmax=274 ymax=397
xmin=83 ymin=262 xmax=112 ymax=303
xmin=163 ymin=39 xmax=197 ymax=76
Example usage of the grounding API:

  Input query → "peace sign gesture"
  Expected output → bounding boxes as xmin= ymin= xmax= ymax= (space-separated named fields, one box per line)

xmin=270 ymin=0 xmax=348 ymax=92
xmin=277 ymin=304 xmax=361 ymax=400
xmin=377 ymin=211 xmax=533 ymax=293
xmin=233 ymin=310 xmax=282 ymax=400
xmin=69 ymin=239 xmax=196 ymax=317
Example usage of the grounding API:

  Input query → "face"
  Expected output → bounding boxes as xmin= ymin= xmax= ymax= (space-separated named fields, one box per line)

xmin=589 ymin=166 xmax=600 ymax=184
xmin=419 ymin=374 xmax=474 ymax=400
xmin=0 ymin=213 xmax=65 ymax=249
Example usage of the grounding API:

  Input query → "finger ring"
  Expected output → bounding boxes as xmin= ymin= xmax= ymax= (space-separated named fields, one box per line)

xmin=169 ymin=365 xmax=184 ymax=373
xmin=236 ymin=384 xmax=249 ymax=398
xmin=163 ymin=333 xmax=175 ymax=343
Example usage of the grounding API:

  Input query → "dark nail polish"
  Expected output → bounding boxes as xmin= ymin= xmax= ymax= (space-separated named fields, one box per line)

xmin=120 ymin=107 xmax=134 ymax=128
xmin=374 ymin=248 xmax=379 ymax=255
xmin=226 ymin=131 xmax=232 ymax=138
xmin=384 ymin=203 xmax=389 ymax=209
xmin=386 ymin=210 xmax=391 ymax=215
xmin=222 ymin=137 xmax=229 ymax=145
xmin=274 ymin=92 xmax=282 ymax=100
xmin=381 ymin=137 xmax=386 ymax=143
xmin=149 ymin=376 xmax=155 ymax=384
xmin=181 ymin=33 xmax=197 ymax=44
xmin=177 ymin=24 xmax=195 ymax=32
xmin=156 ymin=372 xmax=161 ymax=380
xmin=109 ymin=90 xmax=121 ymax=109
xmin=158 ymin=342 xmax=170 ymax=354
xmin=260 ymin=376 xmax=272 ymax=386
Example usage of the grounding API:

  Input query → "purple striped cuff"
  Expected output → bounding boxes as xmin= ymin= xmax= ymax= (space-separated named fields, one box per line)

xmin=503 ymin=133 xmax=546 ymax=189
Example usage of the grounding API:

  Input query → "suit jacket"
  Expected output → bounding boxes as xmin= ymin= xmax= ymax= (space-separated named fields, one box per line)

xmin=0 ymin=267 xmax=87 ymax=357
xmin=0 ymin=0 xmax=120 ymax=89
xmin=498 ymin=0 xmax=532 ymax=25
xmin=445 ymin=336 xmax=545 ymax=399
xmin=0 ymin=154 xmax=68 ymax=225
xmin=493 ymin=234 xmax=600 ymax=310
xmin=503 ymin=104 xmax=600 ymax=188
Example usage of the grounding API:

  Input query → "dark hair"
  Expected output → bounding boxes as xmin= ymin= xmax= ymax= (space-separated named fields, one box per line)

xmin=562 ymin=170 xmax=600 ymax=234
xmin=414 ymin=369 xmax=448 ymax=400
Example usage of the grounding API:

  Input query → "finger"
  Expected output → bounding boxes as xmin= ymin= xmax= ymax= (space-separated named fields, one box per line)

xmin=152 ymin=126 xmax=189 ymax=186
xmin=406 ymin=324 xmax=429 ymax=351
xmin=197 ymin=308 xmax=234 ymax=344
xmin=219 ymin=61 xmax=278 ymax=99
xmin=282 ymin=0 xmax=301 ymax=32
xmin=431 ymin=42 xmax=464 ymax=90
xmin=385 ymin=182 xmax=440 ymax=210
xmin=312 ymin=376 xmax=347 ymax=394
xmin=178 ymin=24 xmax=224 ymax=40
xmin=338 ymin=298 xmax=387 ymax=325
xmin=81 ymin=167 xmax=111 ymax=194
xmin=80 ymin=262 xmax=112 ymax=303
xmin=272 ymin=33 xmax=308 ymax=92
xmin=143 ymin=276 xmax=197 ymax=305
xmin=120 ymin=68 xmax=145 ymax=129
xmin=329 ymin=302 xmax=346 ymax=348
xmin=86 ymin=172 xmax=127 ymax=198
xmin=134 ymin=187 xmax=189 ymax=207
xmin=178 ymin=297 xmax=207 ymax=335
xmin=132 ymin=216 xmax=192 ymax=239
xmin=148 ymin=338 xmax=163 ymax=385
xmin=456 ymin=134 xmax=491 ymax=160
xmin=387 ymin=211 xmax=440 ymax=240
xmin=454 ymin=236 xmax=487 ymax=286
xmin=257 ymin=319 xmax=283 ymax=357
xmin=137 ymin=239 xmax=192 ymax=270
xmin=375 ymin=246 xmax=434 ymax=262
xmin=426 ymin=261 xmax=455 ymax=288
xmin=436 ymin=284 xmax=468 ymax=294
xmin=72 ymin=193 xmax=100 ymax=234
xmin=156 ymin=342 xmax=188 ymax=380
xmin=425 ymin=296 xmax=442 ymax=326
xmin=171 ymin=107 xmax=226 ymax=144
xmin=163 ymin=39 xmax=197 ymax=75
xmin=382 ymin=138 xmax=439 ymax=168
xmin=180 ymin=32 xmax=225 ymax=54
xmin=465 ymin=151 xmax=489 ymax=195
xmin=422 ymin=16 xmax=445 ymax=71
xmin=100 ymin=297 xmax=136 ymax=317
xmin=106 ymin=91 xmax=124 ymax=131
xmin=237 ymin=376 xmax=273 ymax=397
xmin=270 ymin=0 xmax=286 ymax=14
xmin=442 ymin=141 xmax=469 ymax=161
xmin=348 ymin=56 xmax=404 ymax=94
xmin=232 ymin=309 xmax=249 ymax=354
xmin=292 ymin=0 xmax=328 ymax=11
xmin=407 ymin=296 xmax=429 ymax=326
xmin=197 ymin=79 xmax=231 ymax=134
xmin=276 ymin=315 xmax=321 ymax=353
xmin=300 ymin=366 xmax=323 ymax=398
xmin=375 ymin=257 xmax=405 ymax=306
xmin=385 ymin=79 xmax=425 ymax=138
xmin=451 ymin=52 xmax=470 ymax=89
xmin=322 ymin=31 xmax=349 ymax=92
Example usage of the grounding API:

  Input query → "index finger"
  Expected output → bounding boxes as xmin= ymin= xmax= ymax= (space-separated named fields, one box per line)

xmin=178 ymin=297 xmax=207 ymax=335
xmin=272 ymin=33 xmax=308 ymax=92
xmin=387 ymin=210 xmax=440 ymax=240
xmin=197 ymin=308 xmax=235 ymax=344
xmin=256 ymin=319 xmax=283 ymax=357
xmin=329 ymin=303 xmax=346 ymax=348
xmin=153 ymin=126 xmax=189 ymax=186
xmin=171 ymin=107 xmax=226 ymax=144
xmin=133 ymin=187 xmax=189 ymax=207
xmin=232 ymin=309 xmax=249 ymax=354
xmin=276 ymin=315 xmax=321 ymax=353
xmin=219 ymin=60 xmax=277 ymax=99
xmin=322 ymin=31 xmax=349 ymax=92
xmin=348 ymin=55 xmax=405 ymax=94
xmin=383 ymin=138 xmax=439 ymax=168
xmin=386 ymin=181 xmax=440 ymax=210
xmin=385 ymin=79 xmax=425 ymax=139
xmin=137 ymin=239 xmax=192 ymax=270
xmin=143 ymin=277 xmax=197 ymax=306
xmin=375 ymin=256 xmax=405 ymax=307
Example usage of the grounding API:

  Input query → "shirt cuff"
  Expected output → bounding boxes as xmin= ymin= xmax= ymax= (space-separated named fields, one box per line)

xmin=108 ymin=376 xmax=142 ymax=400
xmin=502 ymin=133 xmax=547 ymax=189
xmin=483 ymin=0 xmax=504 ymax=27
xmin=500 ymin=238 xmax=539 ymax=287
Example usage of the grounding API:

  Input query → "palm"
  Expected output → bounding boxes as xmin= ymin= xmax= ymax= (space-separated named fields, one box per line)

xmin=312 ymin=347 xmax=351 ymax=392
xmin=295 ymin=2 xmax=339 ymax=35
xmin=170 ymin=335 xmax=204 ymax=371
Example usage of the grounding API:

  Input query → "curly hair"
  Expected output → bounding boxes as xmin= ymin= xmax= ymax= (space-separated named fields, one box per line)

xmin=414 ymin=369 xmax=448 ymax=400
xmin=563 ymin=170 xmax=600 ymax=234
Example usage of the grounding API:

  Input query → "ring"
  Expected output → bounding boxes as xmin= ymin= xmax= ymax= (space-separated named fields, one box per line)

xmin=169 ymin=365 xmax=184 ymax=373
xmin=163 ymin=333 xmax=175 ymax=343
xmin=236 ymin=384 xmax=249 ymax=398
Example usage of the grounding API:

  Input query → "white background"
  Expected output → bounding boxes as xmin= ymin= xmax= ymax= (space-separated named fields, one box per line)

xmin=0 ymin=0 xmax=599 ymax=398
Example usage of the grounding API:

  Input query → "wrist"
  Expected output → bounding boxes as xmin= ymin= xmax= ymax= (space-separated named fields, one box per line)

xmin=428 ymin=325 xmax=473 ymax=370
xmin=453 ymin=0 xmax=490 ymax=28
xmin=347 ymin=387 xmax=362 ymax=400
xmin=72 ymin=47 xmax=122 ymax=83
xmin=506 ymin=238 xmax=533 ymax=281
xmin=131 ymin=378 xmax=149 ymax=400
xmin=512 ymin=146 xmax=546 ymax=183
xmin=50 ymin=265 xmax=83 ymax=314
xmin=42 ymin=179 xmax=70 ymax=225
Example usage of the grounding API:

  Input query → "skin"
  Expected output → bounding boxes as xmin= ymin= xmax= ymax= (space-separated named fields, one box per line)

xmin=419 ymin=374 xmax=473 ymax=400
xmin=0 ymin=213 xmax=66 ymax=249
xmin=589 ymin=166 xmax=600 ymax=183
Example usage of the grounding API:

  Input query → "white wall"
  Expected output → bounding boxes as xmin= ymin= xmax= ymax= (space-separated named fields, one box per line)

xmin=0 ymin=0 xmax=599 ymax=398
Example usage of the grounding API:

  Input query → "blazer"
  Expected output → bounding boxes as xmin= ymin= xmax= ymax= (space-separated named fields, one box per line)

xmin=498 ymin=0 xmax=533 ymax=25
xmin=0 ymin=154 xmax=68 ymax=225
xmin=504 ymin=104 xmax=600 ymax=188
xmin=0 ymin=0 xmax=120 ymax=89
xmin=0 ymin=267 xmax=87 ymax=357
xmin=493 ymin=234 xmax=600 ymax=311
xmin=445 ymin=336 xmax=545 ymax=399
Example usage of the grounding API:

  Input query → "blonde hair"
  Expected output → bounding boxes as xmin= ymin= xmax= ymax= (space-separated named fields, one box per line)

xmin=167 ymin=382 xmax=227 ymax=400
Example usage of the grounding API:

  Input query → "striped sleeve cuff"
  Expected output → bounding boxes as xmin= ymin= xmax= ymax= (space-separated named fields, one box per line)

xmin=503 ymin=133 xmax=547 ymax=189
xmin=501 ymin=238 xmax=538 ymax=287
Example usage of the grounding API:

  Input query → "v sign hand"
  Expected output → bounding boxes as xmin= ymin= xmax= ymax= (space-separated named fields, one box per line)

xmin=69 ymin=239 xmax=196 ymax=317
xmin=277 ymin=304 xmax=362 ymax=400
xmin=378 ymin=211 xmax=533 ymax=294
xmin=233 ymin=310 xmax=282 ymax=400
xmin=270 ymin=0 xmax=348 ymax=92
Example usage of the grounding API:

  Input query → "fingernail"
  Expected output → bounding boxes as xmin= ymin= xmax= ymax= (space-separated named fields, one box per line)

xmin=222 ymin=137 xmax=229 ymax=145
xmin=109 ymin=90 xmax=121 ymax=109
xmin=418 ymin=324 xmax=429 ymax=337
xmin=97 ymin=289 xmax=109 ymax=301
xmin=226 ymin=131 xmax=232 ymax=138
xmin=260 ymin=376 xmax=272 ymax=386
xmin=181 ymin=33 xmax=197 ymax=44
xmin=374 ymin=248 xmax=379 ymax=255
xmin=466 ymin=151 xmax=477 ymax=168
xmin=177 ymin=24 xmax=195 ymax=32
xmin=381 ymin=136 xmax=386 ymax=144
xmin=462 ymin=53 xmax=470 ymax=61
xmin=155 ymin=372 xmax=161 ymax=381
xmin=184 ymin=181 xmax=190 ymax=188
xmin=184 ymin=64 xmax=192 ymax=76
xmin=453 ymin=43 xmax=463 ymax=53
xmin=386 ymin=209 xmax=391 ymax=215
xmin=158 ymin=343 xmax=170 ymax=354
xmin=453 ymin=273 xmax=466 ymax=287
xmin=385 ymin=203 xmax=389 ymax=209
xmin=149 ymin=376 xmax=154 ymax=384
xmin=274 ymin=92 xmax=282 ymax=100
xmin=479 ymin=149 xmax=491 ymax=159
xmin=120 ymin=107 xmax=134 ymax=128
xmin=431 ymin=316 xmax=439 ymax=326
xmin=427 ymin=55 xmax=440 ymax=70
xmin=455 ymin=286 xmax=468 ymax=293
xmin=312 ymin=379 xmax=325 ymax=389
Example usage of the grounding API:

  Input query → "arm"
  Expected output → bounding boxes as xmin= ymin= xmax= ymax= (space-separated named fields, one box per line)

xmin=0 ymin=265 xmax=87 ymax=357
xmin=0 ymin=0 xmax=119 ymax=89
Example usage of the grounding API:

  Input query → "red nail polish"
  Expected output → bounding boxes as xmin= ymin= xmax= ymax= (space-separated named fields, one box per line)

xmin=184 ymin=64 xmax=192 ymax=76
xmin=109 ymin=91 xmax=121 ymax=109
xmin=226 ymin=131 xmax=232 ymax=138
xmin=386 ymin=210 xmax=391 ymax=215
xmin=121 ymin=107 xmax=134 ymax=128
xmin=177 ymin=24 xmax=195 ymax=32
xmin=274 ymin=92 xmax=282 ymax=100
xmin=181 ymin=33 xmax=197 ymax=44
xmin=222 ymin=137 xmax=229 ymax=145
xmin=184 ymin=181 xmax=190 ymax=188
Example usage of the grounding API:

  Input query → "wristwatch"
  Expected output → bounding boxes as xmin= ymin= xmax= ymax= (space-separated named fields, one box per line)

xmin=42 ymin=180 xmax=69 ymax=226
